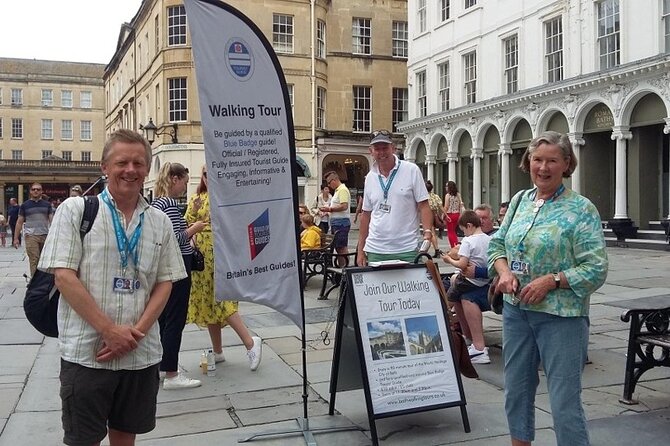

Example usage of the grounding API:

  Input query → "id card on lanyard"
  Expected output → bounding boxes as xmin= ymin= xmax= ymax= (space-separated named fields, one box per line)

xmin=100 ymin=189 xmax=144 ymax=294
xmin=377 ymin=162 xmax=400 ymax=213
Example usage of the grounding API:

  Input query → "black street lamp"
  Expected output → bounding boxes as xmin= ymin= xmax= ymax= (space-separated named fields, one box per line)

xmin=140 ymin=118 xmax=178 ymax=144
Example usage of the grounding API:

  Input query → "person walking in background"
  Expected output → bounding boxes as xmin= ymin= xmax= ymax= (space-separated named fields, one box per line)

xmin=7 ymin=198 xmax=20 ymax=245
xmin=497 ymin=201 xmax=509 ymax=226
xmin=356 ymin=129 xmax=433 ymax=265
xmin=426 ymin=180 xmax=444 ymax=257
xmin=13 ymin=182 xmax=53 ymax=276
xmin=38 ymin=129 xmax=187 ymax=446
xmin=0 ymin=214 xmax=7 ymax=247
xmin=489 ymin=131 xmax=608 ymax=446
xmin=185 ymin=166 xmax=262 ymax=371
xmin=320 ymin=171 xmax=351 ymax=267
xmin=443 ymin=180 xmax=463 ymax=248
xmin=152 ymin=162 xmax=207 ymax=390
xmin=70 ymin=185 xmax=83 ymax=197
xmin=353 ymin=190 xmax=364 ymax=224
xmin=313 ymin=184 xmax=332 ymax=234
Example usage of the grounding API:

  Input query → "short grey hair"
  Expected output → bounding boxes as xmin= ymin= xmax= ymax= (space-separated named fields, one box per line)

xmin=102 ymin=129 xmax=152 ymax=167
xmin=519 ymin=131 xmax=577 ymax=178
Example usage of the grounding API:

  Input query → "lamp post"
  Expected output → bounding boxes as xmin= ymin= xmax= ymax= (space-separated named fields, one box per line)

xmin=140 ymin=118 xmax=178 ymax=144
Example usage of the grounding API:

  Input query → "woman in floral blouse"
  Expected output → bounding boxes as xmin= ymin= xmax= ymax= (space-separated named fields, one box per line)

xmin=488 ymin=131 xmax=608 ymax=446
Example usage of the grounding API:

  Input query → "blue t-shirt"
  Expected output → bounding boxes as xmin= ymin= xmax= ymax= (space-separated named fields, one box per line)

xmin=18 ymin=199 xmax=53 ymax=236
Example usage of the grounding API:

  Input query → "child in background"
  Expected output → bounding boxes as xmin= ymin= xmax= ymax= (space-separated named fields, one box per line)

xmin=0 ymin=215 xmax=7 ymax=247
xmin=300 ymin=213 xmax=322 ymax=250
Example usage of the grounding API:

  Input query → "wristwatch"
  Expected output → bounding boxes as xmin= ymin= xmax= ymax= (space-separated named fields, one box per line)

xmin=552 ymin=272 xmax=561 ymax=289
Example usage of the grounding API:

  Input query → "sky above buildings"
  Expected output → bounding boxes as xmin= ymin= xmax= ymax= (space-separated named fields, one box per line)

xmin=2 ymin=0 xmax=143 ymax=64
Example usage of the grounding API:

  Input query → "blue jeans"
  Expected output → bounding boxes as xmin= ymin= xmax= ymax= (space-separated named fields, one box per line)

xmin=503 ymin=303 xmax=590 ymax=445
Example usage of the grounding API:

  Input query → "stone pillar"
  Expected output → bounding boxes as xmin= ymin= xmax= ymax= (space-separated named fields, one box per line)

xmin=447 ymin=152 xmax=458 ymax=182
xmin=611 ymin=126 xmax=632 ymax=219
xmin=471 ymin=147 xmax=483 ymax=207
xmin=426 ymin=154 xmax=436 ymax=184
xmin=665 ymin=118 xmax=670 ymax=219
xmin=567 ymin=132 xmax=585 ymax=194
xmin=498 ymin=143 xmax=512 ymax=202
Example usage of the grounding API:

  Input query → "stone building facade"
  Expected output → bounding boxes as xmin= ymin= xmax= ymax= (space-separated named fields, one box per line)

xmin=399 ymin=0 xmax=670 ymax=230
xmin=0 ymin=58 xmax=105 ymax=213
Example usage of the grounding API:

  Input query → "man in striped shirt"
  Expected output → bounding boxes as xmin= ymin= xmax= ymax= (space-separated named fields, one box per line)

xmin=38 ymin=130 xmax=186 ymax=446
xmin=13 ymin=182 xmax=53 ymax=276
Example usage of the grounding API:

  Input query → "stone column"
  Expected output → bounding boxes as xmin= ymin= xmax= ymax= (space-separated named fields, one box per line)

xmin=447 ymin=152 xmax=458 ymax=182
xmin=664 ymin=118 xmax=670 ymax=219
xmin=426 ymin=154 xmax=436 ymax=184
xmin=471 ymin=147 xmax=483 ymax=207
xmin=567 ymin=132 xmax=585 ymax=194
xmin=611 ymin=126 xmax=632 ymax=219
xmin=498 ymin=143 xmax=512 ymax=202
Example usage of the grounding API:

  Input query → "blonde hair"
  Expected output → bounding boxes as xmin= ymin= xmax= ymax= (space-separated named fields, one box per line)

xmin=301 ymin=213 xmax=315 ymax=226
xmin=154 ymin=162 xmax=189 ymax=198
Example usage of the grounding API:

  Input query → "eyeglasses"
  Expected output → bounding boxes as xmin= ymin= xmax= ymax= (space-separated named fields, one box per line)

xmin=31 ymin=188 xmax=42 ymax=191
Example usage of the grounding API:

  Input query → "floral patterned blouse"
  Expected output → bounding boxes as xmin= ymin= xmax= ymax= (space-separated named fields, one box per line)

xmin=487 ymin=188 xmax=608 ymax=317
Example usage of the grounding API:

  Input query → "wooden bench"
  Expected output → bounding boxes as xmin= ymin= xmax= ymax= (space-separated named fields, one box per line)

xmin=609 ymin=295 xmax=670 ymax=404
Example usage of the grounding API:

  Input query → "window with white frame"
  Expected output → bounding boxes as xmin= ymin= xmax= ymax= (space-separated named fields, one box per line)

xmin=317 ymin=20 xmax=326 ymax=58
xmin=417 ymin=0 xmax=427 ymax=33
xmin=273 ymin=14 xmax=294 ymax=54
xmin=441 ymin=0 xmax=451 ymax=21
xmin=664 ymin=0 xmax=670 ymax=52
xmin=11 ymin=118 xmax=23 ymax=139
xmin=12 ymin=150 xmax=22 ymax=160
xmin=168 ymin=5 xmax=187 ymax=46
xmin=62 ymin=150 xmax=72 ymax=161
xmin=287 ymin=84 xmax=294 ymax=117
xmin=11 ymin=88 xmax=22 ymax=105
xmin=392 ymin=88 xmax=408 ymax=132
xmin=0 ymin=118 xmax=3 ymax=138
xmin=392 ymin=21 xmax=408 ymax=58
xmin=504 ymin=34 xmax=519 ymax=94
xmin=81 ymin=121 xmax=92 ymax=141
xmin=155 ymin=15 xmax=160 ymax=53
xmin=438 ymin=62 xmax=450 ymax=111
xmin=465 ymin=0 xmax=477 ymax=8
xmin=81 ymin=91 xmax=92 ymax=109
xmin=61 ymin=90 xmax=73 ymax=108
xmin=42 ymin=89 xmax=53 ymax=107
xmin=42 ymin=150 xmax=53 ymax=159
xmin=416 ymin=71 xmax=427 ymax=117
xmin=61 ymin=120 xmax=73 ymax=140
xmin=41 ymin=119 xmax=53 ymax=140
xmin=81 ymin=151 xmax=91 ymax=162
xmin=168 ymin=77 xmax=187 ymax=122
xmin=317 ymin=87 xmax=326 ymax=129
xmin=463 ymin=51 xmax=477 ymax=104
xmin=353 ymin=86 xmax=371 ymax=132
xmin=597 ymin=0 xmax=620 ymax=69
xmin=352 ymin=18 xmax=371 ymax=55
xmin=545 ymin=17 xmax=563 ymax=82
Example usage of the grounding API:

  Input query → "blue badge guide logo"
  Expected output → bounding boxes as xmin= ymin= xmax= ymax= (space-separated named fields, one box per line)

xmin=248 ymin=209 xmax=270 ymax=260
xmin=225 ymin=38 xmax=254 ymax=81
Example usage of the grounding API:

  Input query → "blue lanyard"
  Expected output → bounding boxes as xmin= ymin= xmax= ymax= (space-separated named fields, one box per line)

xmin=377 ymin=161 xmax=401 ymax=202
xmin=100 ymin=188 xmax=143 ymax=271
xmin=518 ymin=184 xmax=565 ymax=254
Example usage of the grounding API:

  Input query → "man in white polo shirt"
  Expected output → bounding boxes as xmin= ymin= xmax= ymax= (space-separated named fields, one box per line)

xmin=357 ymin=129 xmax=434 ymax=265
xmin=38 ymin=129 xmax=186 ymax=446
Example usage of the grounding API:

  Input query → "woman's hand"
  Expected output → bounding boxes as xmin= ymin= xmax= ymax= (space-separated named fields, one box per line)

xmin=517 ymin=275 xmax=554 ymax=305
xmin=495 ymin=270 xmax=519 ymax=295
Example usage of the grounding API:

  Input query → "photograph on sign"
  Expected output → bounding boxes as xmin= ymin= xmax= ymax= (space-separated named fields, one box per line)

xmin=351 ymin=266 xmax=461 ymax=414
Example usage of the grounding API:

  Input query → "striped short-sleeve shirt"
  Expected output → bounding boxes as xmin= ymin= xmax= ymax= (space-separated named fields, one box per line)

xmin=38 ymin=194 xmax=187 ymax=370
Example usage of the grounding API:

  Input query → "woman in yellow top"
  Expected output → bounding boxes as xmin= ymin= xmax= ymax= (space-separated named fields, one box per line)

xmin=185 ymin=166 xmax=262 ymax=371
xmin=300 ymin=213 xmax=322 ymax=250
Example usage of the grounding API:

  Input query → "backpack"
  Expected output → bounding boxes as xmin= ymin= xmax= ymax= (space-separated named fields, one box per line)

xmin=23 ymin=196 xmax=99 ymax=337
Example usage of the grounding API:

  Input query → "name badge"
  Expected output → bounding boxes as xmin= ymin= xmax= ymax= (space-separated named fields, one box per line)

xmin=510 ymin=259 xmax=530 ymax=275
xmin=113 ymin=277 xmax=140 ymax=294
xmin=378 ymin=203 xmax=391 ymax=213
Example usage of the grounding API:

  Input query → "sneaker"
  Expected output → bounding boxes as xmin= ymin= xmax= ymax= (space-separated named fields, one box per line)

xmin=247 ymin=336 xmax=262 ymax=371
xmin=163 ymin=374 xmax=202 ymax=390
xmin=468 ymin=346 xmax=490 ymax=364
xmin=214 ymin=352 xmax=226 ymax=363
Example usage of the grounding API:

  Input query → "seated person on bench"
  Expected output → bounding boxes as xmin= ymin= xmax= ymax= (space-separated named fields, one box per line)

xmin=441 ymin=210 xmax=492 ymax=364
xmin=300 ymin=213 xmax=322 ymax=251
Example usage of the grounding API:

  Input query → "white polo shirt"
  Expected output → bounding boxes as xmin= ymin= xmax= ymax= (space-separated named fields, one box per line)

xmin=38 ymin=194 xmax=186 ymax=370
xmin=362 ymin=156 xmax=429 ymax=254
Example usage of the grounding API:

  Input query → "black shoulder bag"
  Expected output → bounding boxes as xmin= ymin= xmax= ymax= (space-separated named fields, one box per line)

xmin=23 ymin=196 xmax=99 ymax=337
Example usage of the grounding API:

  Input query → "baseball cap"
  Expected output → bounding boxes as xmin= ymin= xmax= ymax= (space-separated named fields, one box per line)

xmin=370 ymin=129 xmax=393 ymax=145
